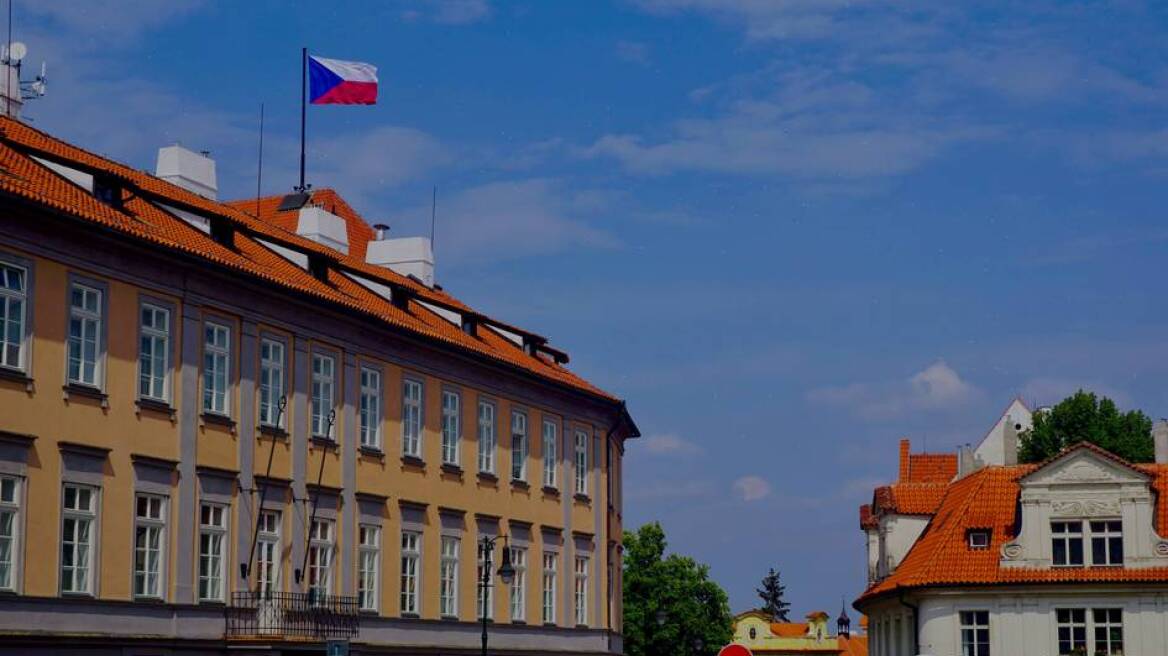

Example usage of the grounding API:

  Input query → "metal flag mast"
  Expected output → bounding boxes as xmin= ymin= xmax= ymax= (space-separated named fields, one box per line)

xmin=298 ymin=46 xmax=308 ymax=193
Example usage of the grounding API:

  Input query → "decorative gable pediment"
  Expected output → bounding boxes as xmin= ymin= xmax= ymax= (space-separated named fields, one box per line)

xmin=1021 ymin=447 xmax=1149 ymax=488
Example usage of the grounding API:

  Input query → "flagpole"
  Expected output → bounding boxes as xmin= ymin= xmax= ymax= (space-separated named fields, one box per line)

xmin=298 ymin=46 xmax=307 ymax=192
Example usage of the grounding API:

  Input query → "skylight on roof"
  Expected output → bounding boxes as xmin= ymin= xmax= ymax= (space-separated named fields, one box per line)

xmin=257 ymin=238 xmax=309 ymax=270
xmin=344 ymin=271 xmax=393 ymax=303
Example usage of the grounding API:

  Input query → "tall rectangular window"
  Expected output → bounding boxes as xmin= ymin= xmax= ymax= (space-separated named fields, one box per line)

xmin=1052 ymin=521 xmax=1084 ymax=567
xmin=440 ymin=536 xmax=460 ymax=617
xmin=511 ymin=412 xmax=528 ymax=482
xmin=258 ymin=339 xmax=285 ymax=428
xmin=1057 ymin=608 xmax=1087 ymax=654
xmin=574 ymin=431 xmax=589 ymax=496
xmin=198 ymin=503 xmax=227 ymax=602
xmin=202 ymin=322 xmax=230 ymax=415
xmin=574 ymin=556 xmax=588 ymax=626
xmin=509 ymin=546 xmax=527 ymax=622
xmin=441 ymin=390 xmax=461 ymax=465
xmin=1090 ymin=520 xmax=1123 ymax=566
xmin=402 ymin=379 xmax=423 ymax=458
xmin=541 ymin=551 xmax=557 ymax=625
xmin=542 ymin=420 xmax=558 ymax=489
xmin=138 ymin=303 xmax=170 ymax=401
xmin=256 ymin=511 xmax=281 ymax=595
xmin=477 ymin=541 xmax=494 ymax=620
xmin=1093 ymin=608 xmax=1123 ymax=655
xmin=307 ymin=519 xmax=334 ymax=601
xmin=134 ymin=494 xmax=166 ymax=599
xmin=68 ymin=283 xmax=102 ymax=387
xmin=478 ymin=401 xmax=496 ymax=474
xmin=311 ymin=354 xmax=336 ymax=439
xmin=359 ymin=367 xmax=382 ymax=449
xmin=61 ymin=484 xmax=96 ymax=594
xmin=358 ymin=525 xmax=380 ymax=611
xmin=400 ymin=531 xmax=421 ymax=615
xmin=0 ymin=476 xmax=20 ymax=591
xmin=960 ymin=610 xmax=989 ymax=656
xmin=0 ymin=263 xmax=26 ymax=371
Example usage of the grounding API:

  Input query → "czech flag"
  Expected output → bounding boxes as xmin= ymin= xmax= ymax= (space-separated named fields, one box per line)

xmin=309 ymin=55 xmax=378 ymax=105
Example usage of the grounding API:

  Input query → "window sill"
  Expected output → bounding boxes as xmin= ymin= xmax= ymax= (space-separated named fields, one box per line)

xmin=542 ymin=485 xmax=561 ymax=497
xmin=0 ymin=366 xmax=32 ymax=388
xmin=400 ymin=612 xmax=420 ymax=619
xmin=201 ymin=412 xmax=236 ymax=429
xmin=132 ymin=596 xmax=166 ymax=604
xmin=197 ymin=600 xmax=226 ymax=607
xmin=63 ymin=382 xmax=108 ymax=407
xmin=440 ymin=614 xmax=459 ymax=621
xmin=573 ymin=493 xmax=591 ymax=504
xmin=543 ymin=622 xmax=557 ymax=627
xmin=359 ymin=445 xmax=385 ymax=459
xmin=477 ymin=471 xmax=498 ymax=483
xmin=135 ymin=397 xmax=175 ymax=417
xmin=511 ymin=479 xmax=530 ymax=491
xmin=258 ymin=424 xmax=289 ymax=440
xmin=359 ymin=608 xmax=380 ymax=616
xmin=401 ymin=455 xmax=426 ymax=469
xmin=441 ymin=462 xmax=463 ymax=475
xmin=310 ymin=435 xmax=339 ymax=450
xmin=512 ymin=619 xmax=528 ymax=625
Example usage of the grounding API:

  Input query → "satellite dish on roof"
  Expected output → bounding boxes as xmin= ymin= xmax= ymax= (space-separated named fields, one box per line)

xmin=8 ymin=42 xmax=26 ymax=62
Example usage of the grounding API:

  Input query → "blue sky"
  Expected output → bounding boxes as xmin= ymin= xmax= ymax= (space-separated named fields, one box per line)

xmin=21 ymin=0 xmax=1168 ymax=616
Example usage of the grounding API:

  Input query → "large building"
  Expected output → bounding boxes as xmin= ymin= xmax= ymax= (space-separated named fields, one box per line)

xmin=856 ymin=400 xmax=1168 ymax=656
xmin=728 ymin=609 xmax=867 ymax=655
xmin=0 ymin=112 xmax=638 ymax=654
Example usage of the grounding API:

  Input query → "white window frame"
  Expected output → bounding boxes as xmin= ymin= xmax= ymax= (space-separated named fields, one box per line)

xmin=198 ymin=503 xmax=228 ymax=602
xmin=478 ymin=400 xmax=496 ymax=474
xmin=67 ymin=282 xmax=103 ymax=387
xmin=359 ymin=366 xmax=383 ymax=449
xmin=61 ymin=483 xmax=98 ymax=595
xmin=441 ymin=389 xmax=461 ymax=466
xmin=968 ymin=530 xmax=990 ymax=550
xmin=511 ymin=411 xmax=528 ymax=482
xmin=509 ymin=546 xmax=527 ymax=622
xmin=258 ymin=338 xmax=286 ymax=428
xmin=0 ymin=475 xmax=22 ymax=591
xmin=1089 ymin=520 xmax=1123 ymax=566
xmin=1092 ymin=608 xmax=1123 ymax=655
xmin=307 ymin=518 xmax=334 ymax=601
xmin=541 ymin=551 xmax=557 ymax=625
xmin=402 ymin=379 xmax=423 ymax=459
xmin=137 ymin=302 xmax=171 ymax=402
xmin=542 ymin=420 xmax=558 ymax=489
xmin=1052 ymin=520 xmax=1084 ymax=567
xmin=574 ymin=555 xmax=589 ymax=626
xmin=202 ymin=321 xmax=231 ymax=415
xmin=1056 ymin=608 xmax=1088 ymax=655
xmin=133 ymin=494 xmax=167 ymax=600
xmin=0 ymin=261 xmax=29 ymax=372
xmin=358 ymin=524 xmax=381 ymax=612
xmin=574 ymin=431 xmax=589 ymax=497
xmin=477 ymin=540 xmax=494 ymax=620
xmin=256 ymin=510 xmax=281 ymax=594
xmin=311 ymin=353 xmax=336 ymax=439
xmin=400 ymin=530 xmax=421 ymax=615
xmin=440 ymin=535 xmax=460 ymax=618
xmin=960 ymin=610 xmax=989 ymax=656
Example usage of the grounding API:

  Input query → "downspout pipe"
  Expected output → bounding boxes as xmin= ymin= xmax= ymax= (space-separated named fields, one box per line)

xmin=898 ymin=591 xmax=920 ymax=655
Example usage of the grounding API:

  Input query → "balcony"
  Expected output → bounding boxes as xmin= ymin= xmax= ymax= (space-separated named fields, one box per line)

xmin=225 ymin=591 xmax=360 ymax=641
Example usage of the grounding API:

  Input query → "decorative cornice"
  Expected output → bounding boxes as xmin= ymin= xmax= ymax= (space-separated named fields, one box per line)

xmin=437 ymin=505 xmax=466 ymax=517
xmin=58 ymin=441 xmax=111 ymax=459
xmin=0 ymin=430 xmax=35 ymax=448
xmin=307 ymin=482 xmax=343 ymax=496
xmin=355 ymin=491 xmax=389 ymax=505
xmin=130 ymin=453 xmax=179 ymax=470
xmin=195 ymin=464 xmax=238 ymax=479
xmin=398 ymin=499 xmax=429 ymax=512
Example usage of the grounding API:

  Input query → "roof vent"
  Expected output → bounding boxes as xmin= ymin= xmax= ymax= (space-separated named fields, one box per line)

xmin=366 ymin=236 xmax=434 ymax=287
xmin=373 ymin=223 xmax=389 ymax=240
xmin=296 ymin=205 xmax=349 ymax=255
xmin=155 ymin=144 xmax=217 ymax=200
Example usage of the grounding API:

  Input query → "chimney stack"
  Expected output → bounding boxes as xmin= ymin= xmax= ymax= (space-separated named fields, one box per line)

xmin=373 ymin=223 xmax=389 ymax=241
xmin=1003 ymin=420 xmax=1019 ymax=466
xmin=1154 ymin=420 xmax=1168 ymax=464
xmin=155 ymin=144 xmax=218 ymax=200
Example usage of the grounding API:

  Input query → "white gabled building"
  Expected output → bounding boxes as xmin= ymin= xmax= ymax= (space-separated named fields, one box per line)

xmin=856 ymin=402 xmax=1168 ymax=656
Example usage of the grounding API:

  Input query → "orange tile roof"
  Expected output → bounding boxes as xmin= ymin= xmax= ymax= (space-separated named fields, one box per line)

xmin=772 ymin=622 xmax=809 ymax=638
xmin=839 ymin=635 xmax=868 ymax=656
xmin=857 ymin=445 xmax=1168 ymax=606
xmin=903 ymin=452 xmax=957 ymax=483
xmin=0 ymin=117 xmax=627 ymax=409
xmin=859 ymin=504 xmax=877 ymax=530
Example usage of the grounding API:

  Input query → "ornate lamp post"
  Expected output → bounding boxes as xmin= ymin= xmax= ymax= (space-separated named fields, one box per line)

xmin=479 ymin=534 xmax=515 ymax=656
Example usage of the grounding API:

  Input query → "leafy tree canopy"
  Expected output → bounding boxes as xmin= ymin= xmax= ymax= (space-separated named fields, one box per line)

xmin=623 ymin=522 xmax=733 ymax=656
xmin=756 ymin=568 xmax=790 ymax=621
xmin=1018 ymin=390 xmax=1153 ymax=463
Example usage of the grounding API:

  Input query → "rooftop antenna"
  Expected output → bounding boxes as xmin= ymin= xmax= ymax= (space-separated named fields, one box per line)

xmin=1 ymin=1 xmax=48 ymax=118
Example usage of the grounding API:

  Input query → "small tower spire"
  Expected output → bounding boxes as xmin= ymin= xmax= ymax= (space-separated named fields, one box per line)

xmin=837 ymin=597 xmax=851 ymax=638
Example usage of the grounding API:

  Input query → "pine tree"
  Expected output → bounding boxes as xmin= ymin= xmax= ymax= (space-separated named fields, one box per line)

xmin=756 ymin=568 xmax=790 ymax=621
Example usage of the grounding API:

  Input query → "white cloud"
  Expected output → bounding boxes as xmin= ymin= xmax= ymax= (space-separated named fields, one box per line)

xmin=626 ymin=479 xmax=716 ymax=501
xmin=642 ymin=433 xmax=702 ymax=456
xmin=807 ymin=360 xmax=979 ymax=422
xmin=732 ymin=475 xmax=771 ymax=502
xmin=23 ymin=0 xmax=206 ymax=40
xmin=312 ymin=126 xmax=451 ymax=201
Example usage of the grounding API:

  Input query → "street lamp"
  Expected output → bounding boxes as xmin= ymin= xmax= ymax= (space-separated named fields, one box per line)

xmin=479 ymin=534 xmax=515 ymax=656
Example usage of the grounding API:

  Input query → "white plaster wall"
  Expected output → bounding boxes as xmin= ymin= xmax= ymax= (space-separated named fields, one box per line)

xmin=878 ymin=515 xmax=930 ymax=579
xmin=973 ymin=399 xmax=1032 ymax=466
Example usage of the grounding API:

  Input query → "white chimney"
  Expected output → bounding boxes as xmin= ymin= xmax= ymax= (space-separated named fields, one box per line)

xmin=366 ymin=232 xmax=434 ymax=287
xmin=0 ymin=60 xmax=22 ymax=118
xmin=1003 ymin=420 xmax=1018 ymax=466
xmin=155 ymin=145 xmax=218 ymax=200
xmin=296 ymin=205 xmax=349 ymax=254
xmin=1154 ymin=420 xmax=1168 ymax=464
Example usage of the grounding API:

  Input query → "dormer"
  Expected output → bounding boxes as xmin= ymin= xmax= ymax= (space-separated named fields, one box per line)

xmin=1001 ymin=444 xmax=1168 ymax=569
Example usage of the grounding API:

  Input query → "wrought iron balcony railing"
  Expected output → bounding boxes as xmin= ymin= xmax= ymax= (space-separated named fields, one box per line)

xmin=225 ymin=590 xmax=360 ymax=640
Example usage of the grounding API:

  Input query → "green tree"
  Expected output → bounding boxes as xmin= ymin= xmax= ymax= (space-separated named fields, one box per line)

xmin=1018 ymin=390 xmax=1154 ymax=463
xmin=756 ymin=568 xmax=790 ymax=621
xmin=623 ymin=522 xmax=733 ymax=656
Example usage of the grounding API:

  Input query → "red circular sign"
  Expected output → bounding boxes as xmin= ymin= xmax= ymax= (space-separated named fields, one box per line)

xmin=718 ymin=645 xmax=753 ymax=656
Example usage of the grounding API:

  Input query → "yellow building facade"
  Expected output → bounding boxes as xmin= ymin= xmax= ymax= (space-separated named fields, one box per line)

xmin=0 ymin=116 xmax=637 ymax=654
xmin=729 ymin=611 xmax=868 ymax=656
